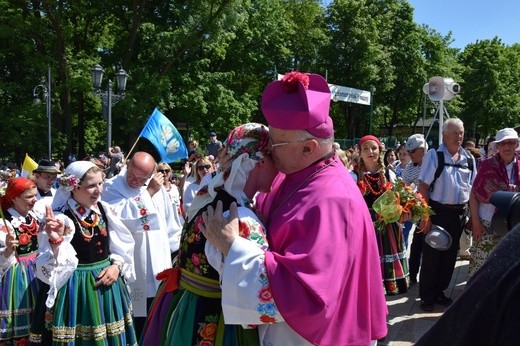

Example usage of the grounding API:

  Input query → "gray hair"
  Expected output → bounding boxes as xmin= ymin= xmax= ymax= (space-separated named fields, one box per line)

xmin=442 ymin=118 xmax=464 ymax=133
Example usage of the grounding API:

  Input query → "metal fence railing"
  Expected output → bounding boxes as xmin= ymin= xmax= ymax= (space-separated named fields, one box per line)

xmin=335 ymin=137 xmax=404 ymax=150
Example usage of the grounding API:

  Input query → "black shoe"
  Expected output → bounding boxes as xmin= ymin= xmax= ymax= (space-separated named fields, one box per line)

xmin=420 ymin=301 xmax=434 ymax=312
xmin=435 ymin=295 xmax=453 ymax=307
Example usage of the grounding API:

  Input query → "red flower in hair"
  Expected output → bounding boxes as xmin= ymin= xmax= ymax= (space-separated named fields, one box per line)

xmin=281 ymin=71 xmax=309 ymax=92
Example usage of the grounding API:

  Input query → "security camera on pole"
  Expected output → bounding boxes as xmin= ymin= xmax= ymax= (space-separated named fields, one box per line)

xmin=422 ymin=76 xmax=460 ymax=145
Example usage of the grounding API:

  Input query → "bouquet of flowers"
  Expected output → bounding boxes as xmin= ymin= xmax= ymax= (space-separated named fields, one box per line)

xmin=372 ymin=178 xmax=433 ymax=232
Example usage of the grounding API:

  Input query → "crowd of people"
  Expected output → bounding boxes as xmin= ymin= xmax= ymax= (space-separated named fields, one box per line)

xmin=0 ymin=70 xmax=519 ymax=345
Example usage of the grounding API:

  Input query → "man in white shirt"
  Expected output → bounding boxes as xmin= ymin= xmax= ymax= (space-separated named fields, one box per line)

xmin=101 ymin=151 xmax=182 ymax=339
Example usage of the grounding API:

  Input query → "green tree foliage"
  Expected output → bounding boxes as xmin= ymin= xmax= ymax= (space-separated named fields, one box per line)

xmin=0 ymin=0 xmax=518 ymax=164
xmin=459 ymin=38 xmax=520 ymax=140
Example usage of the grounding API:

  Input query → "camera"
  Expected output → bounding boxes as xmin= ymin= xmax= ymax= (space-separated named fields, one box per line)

xmin=490 ymin=191 xmax=520 ymax=236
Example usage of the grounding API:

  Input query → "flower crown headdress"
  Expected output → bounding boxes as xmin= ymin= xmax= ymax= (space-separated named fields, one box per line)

xmin=58 ymin=175 xmax=79 ymax=192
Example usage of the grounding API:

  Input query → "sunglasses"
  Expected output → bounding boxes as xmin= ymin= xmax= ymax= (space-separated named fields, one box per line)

xmin=498 ymin=140 xmax=518 ymax=147
xmin=408 ymin=147 xmax=425 ymax=154
xmin=197 ymin=164 xmax=211 ymax=171
xmin=157 ymin=169 xmax=170 ymax=173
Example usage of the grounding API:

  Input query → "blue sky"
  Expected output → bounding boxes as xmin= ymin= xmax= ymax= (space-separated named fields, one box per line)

xmin=408 ymin=0 xmax=519 ymax=49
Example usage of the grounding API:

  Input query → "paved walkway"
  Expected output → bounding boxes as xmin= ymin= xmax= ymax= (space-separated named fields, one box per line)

xmin=380 ymin=258 xmax=469 ymax=345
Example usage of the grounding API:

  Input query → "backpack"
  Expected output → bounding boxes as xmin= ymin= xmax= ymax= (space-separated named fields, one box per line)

xmin=429 ymin=149 xmax=474 ymax=192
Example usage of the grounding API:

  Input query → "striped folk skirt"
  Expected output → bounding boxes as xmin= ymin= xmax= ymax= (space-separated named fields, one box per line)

xmin=378 ymin=222 xmax=409 ymax=295
xmin=29 ymin=259 xmax=137 ymax=346
xmin=142 ymin=269 xmax=259 ymax=346
xmin=0 ymin=252 xmax=39 ymax=344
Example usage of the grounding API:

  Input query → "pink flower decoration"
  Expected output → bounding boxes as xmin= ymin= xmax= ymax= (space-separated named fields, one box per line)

xmin=191 ymin=253 xmax=201 ymax=267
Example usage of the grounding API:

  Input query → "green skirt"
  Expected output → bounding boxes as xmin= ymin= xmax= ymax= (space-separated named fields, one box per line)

xmin=29 ymin=259 xmax=137 ymax=346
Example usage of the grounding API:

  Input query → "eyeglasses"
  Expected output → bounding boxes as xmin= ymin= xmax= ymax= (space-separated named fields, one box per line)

xmin=157 ymin=169 xmax=170 ymax=174
xmin=268 ymin=137 xmax=309 ymax=148
xmin=498 ymin=140 xmax=518 ymax=147
xmin=197 ymin=164 xmax=211 ymax=171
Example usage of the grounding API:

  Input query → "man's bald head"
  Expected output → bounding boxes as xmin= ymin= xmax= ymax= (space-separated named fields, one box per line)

xmin=126 ymin=151 xmax=156 ymax=188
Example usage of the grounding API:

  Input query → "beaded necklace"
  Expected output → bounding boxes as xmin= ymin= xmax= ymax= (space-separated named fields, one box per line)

xmin=68 ymin=206 xmax=99 ymax=241
xmin=363 ymin=173 xmax=385 ymax=196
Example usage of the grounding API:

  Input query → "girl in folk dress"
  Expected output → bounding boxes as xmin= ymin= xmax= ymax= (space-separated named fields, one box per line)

xmin=357 ymin=135 xmax=409 ymax=295
xmin=0 ymin=178 xmax=42 ymax=345
xmin=29 ymin=161 xmax=136 ymax=345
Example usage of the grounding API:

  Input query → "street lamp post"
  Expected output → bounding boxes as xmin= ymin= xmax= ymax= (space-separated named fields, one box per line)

xmin=33 ymin=66 xmax=52 ymax=159
xmin=91 ymin=64 xmax=128 ymax=152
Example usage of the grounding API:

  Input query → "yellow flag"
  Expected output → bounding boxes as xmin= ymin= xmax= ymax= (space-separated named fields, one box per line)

xmin=21 ymin=153 xmax=38 ymax=178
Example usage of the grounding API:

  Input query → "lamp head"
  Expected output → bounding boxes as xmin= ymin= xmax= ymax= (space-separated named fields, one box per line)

xmin=115 ymin=69 xmax=128 ymax=92
xmin=91 ymin=64 xmax=104 ymax=89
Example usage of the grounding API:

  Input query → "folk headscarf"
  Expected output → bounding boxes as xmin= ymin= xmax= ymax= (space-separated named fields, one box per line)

xmin=1 ymin=177 xmax=36 ymax=212
xmin=51 ymin=161 xmax=97 ymax=210
xmin=186 ymin=123 xmax=270 ymax=221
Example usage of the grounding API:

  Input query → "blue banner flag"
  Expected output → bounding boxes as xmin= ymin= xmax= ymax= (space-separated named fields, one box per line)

xmin=139 ymin=107 xmax=188 ymax=162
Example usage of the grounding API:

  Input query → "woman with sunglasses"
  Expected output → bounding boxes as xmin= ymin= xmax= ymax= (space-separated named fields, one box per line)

xmin=0 ymin=178 xmax=42 ymax=344
xmin=141 ymin=123 xmax=278 ymax=345
xmin=158 ymin=162 xmax=185 ymax=228
xmin=182 ymin=157 xmax=214 ymax=213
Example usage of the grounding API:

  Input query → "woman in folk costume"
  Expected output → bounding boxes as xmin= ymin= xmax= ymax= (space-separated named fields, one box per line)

xmin=141 ymin=123 xmax=278 ymax=346
xmin=357 ymin=135 xmax=409 ymax=295
xmin=29 ymin=161 xmax=137 ymax=345
xmin=0 ymin=178 xmax=42 ymax=344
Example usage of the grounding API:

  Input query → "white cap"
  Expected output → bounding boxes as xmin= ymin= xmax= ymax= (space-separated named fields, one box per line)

xmin=405 ymin=134 xmax=428 ymax=152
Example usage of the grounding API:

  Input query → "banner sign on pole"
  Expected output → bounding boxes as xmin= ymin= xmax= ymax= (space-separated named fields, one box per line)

xmin=328 ymin=84 xmax=371 ymax=105
xmin=277 ymin=74 xmax=371 ymax=105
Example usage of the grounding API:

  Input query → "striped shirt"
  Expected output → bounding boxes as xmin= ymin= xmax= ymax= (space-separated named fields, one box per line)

xmin=419 ymin=144 xmax=476 ymax=204
xmin=402 ymin=163 xmax=422 ymax=187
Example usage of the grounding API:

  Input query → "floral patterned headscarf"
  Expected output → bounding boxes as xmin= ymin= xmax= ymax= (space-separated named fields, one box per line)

xmin=225 ymin=123 xmax=270 ymax=161
xmin=187 ymin=123 xmax=270 ymax=221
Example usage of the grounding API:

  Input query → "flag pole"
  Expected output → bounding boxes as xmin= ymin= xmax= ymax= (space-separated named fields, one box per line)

xmin=125 ymin=110 xmax=154 ymax=162
xmin=125 ymin=137 xmax=141 ymax=162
